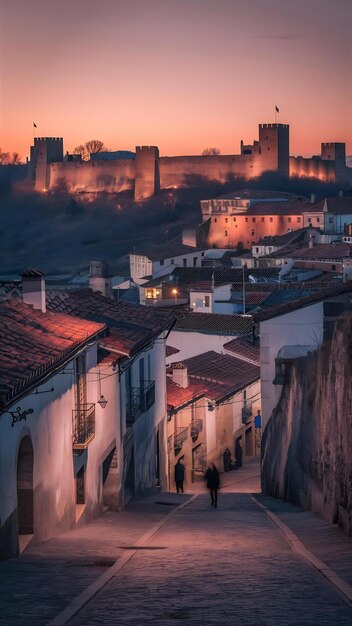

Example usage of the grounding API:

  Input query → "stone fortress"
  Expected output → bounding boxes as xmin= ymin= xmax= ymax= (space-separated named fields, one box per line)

xmin=28 ymin=122 xmax=351 ymax=200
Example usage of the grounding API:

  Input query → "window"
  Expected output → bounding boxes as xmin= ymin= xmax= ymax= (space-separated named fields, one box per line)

xmin=332 ymin=264 xmax=336 ymax=271
xmin=171 ymin=259 xmax=174 ymax=265
xmin=193 ymin=257 xmax=197 ymax=267
xmin=160 ymin=259 xmax=164 ymax=266
xmin=204 ymin=295 xmax=210 ymax=307
xmin=297 ymin=217 xmax=301 ymax=223
xmin=308 ymin=218 xmax=312 ymax=223
xmin=317 ymin=217 xmax=320 ymax=223
xmin=251 ymin=230 xmax=255 ymax=236
xmin=76 ymin=467 xmax=85 ymax=504
xmin=252 ymin=217 xmax=256 ymax=223
xmin=214 ymin=218 xmax=217 ymax=222
xmin=146 ymin=288 xmax=160 ymax=299
xmin=270 ymin=217 xmax=273 ymax=223
xmin=183 ymin=258 xmax=187 ymax=267
xmin=329 ymin=218 xmax=333 ymax=224
xmin=245 ymin=217 xmax=248 ymax=223
xmin=261 ymin=217 xmax=265 ymax=222
xmin=288 ymin=217 xmax=291 ymax=223
xmin=224 ymin=230 xmax=228 ymax=237
xmin=225 ymin=218 xmax=228 ymax=223
xmin=233 ymin=217 xmax=236 ymax=222
xmin=256 ymin=247 xmax=259 ymax=253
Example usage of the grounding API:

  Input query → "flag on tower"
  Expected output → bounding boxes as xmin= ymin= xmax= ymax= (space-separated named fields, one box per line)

xmin=33 ymin=122 xmax=37 ymax=128
xmin=275 ymin=106 xmax=279 ymax=113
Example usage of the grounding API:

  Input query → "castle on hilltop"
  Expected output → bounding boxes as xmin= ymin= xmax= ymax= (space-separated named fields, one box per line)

xmin=28 ymin=123 xmax=351 ymax=200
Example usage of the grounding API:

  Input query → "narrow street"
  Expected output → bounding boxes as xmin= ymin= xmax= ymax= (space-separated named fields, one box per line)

xmin=1 ymin=462 xmax=352 ymax=626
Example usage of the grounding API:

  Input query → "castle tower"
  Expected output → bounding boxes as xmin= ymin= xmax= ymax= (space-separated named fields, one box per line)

xmin=321 ymin=142 xmax=346 ymax=182
xmin=29 ymin=137 xmax=63 ymax=192
xmin=258 ymin=123 xmax=289 ymax=176
xmin=134 ymin=146 xmax=160 ymax=201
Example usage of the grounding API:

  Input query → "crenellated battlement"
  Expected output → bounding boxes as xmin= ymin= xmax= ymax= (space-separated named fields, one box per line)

xmin=259 ymin=123 xmax=289 ymax=129
xmin=34 ymin=137 xmax=63 ymax=142
xmin=135 ymin=145 xmax=159 ymax=152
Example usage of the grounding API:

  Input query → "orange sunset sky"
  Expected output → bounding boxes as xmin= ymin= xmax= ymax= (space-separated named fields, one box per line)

xmin=0 ymin=0 xmax=351 ymax=160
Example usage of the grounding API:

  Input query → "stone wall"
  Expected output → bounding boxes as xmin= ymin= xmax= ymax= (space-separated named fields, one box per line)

xmin=261 ymin=315 xmax=352 ymax=535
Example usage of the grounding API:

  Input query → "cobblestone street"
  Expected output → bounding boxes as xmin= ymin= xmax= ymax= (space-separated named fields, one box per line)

xmin=1 ymin=462 xmax=352 ymax=626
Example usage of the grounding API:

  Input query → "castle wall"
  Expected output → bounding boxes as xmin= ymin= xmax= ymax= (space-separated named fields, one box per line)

xmin=159 ymin=154 xmax=262 ymax=188
xmin=289 ymin=156 xmax=335 ymax=182
xmin=206 ymin=213 xmax=303 ymax=248
xmin=49 ymin=159 xmax=136 ymax=193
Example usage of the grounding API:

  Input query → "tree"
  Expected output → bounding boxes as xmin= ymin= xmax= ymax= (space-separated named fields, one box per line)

xmin=202 ymin=147 xmax=221 ymax=156
xmin=0 ymin=150 xmax=22 ymax=164
xmin=73 ymin=140 xmax=108 ymax=161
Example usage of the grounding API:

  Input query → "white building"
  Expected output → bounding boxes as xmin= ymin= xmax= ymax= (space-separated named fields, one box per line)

xmin=129 ymin=241 xmax=205 ymax=283
xmin=0 ymin=297 xmax=107 ymax=559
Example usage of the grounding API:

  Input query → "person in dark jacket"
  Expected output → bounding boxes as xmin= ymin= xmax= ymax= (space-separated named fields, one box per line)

xmin=235 ymin=440 xmax=243 ymax=469
xmin=174 ymin=459 xmax=185 ymax=493
xmin=223 ymin=448 xmax=231 ymax=472
xmin=205 ymin=463 xmax=220 ymax=507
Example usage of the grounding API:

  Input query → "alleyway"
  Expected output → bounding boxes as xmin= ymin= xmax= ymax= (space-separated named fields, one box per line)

xmin=1 ymin=461 xmax=352 ymax=625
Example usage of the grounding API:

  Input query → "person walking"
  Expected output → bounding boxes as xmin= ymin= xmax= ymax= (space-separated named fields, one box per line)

xmin=205 ymin=463 xmax=220 ymax=507
xmin=174 ymin=459 xmax=185 ymax=493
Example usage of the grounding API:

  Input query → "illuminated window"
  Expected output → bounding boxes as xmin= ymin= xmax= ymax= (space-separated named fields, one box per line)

xmin=146 ymin=288 xmax=160 ymax=299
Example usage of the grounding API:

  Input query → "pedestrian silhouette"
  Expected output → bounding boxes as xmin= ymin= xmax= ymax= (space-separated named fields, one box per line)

xmin=205 ymin=463 xmax=220 ymax=507
xmin=235 ymin=440 xmax=243 ymax=469
xmin=223 ymin=448 xmax=231 ymax=472
xmin=174 ymin=459 xmax=185 ymax=493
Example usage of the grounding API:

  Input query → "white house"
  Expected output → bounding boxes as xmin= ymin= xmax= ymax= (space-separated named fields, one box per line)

xmin=129 ymin=241 xmax=205 ymax=283
xmin=0 ymin=296 xmax=108 ymax=559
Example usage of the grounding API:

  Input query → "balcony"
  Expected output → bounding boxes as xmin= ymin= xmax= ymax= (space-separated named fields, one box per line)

xmin=241 ymin=403 xmax=253 ymax=424
xmin=174 ymin=426 xmax=189 ymax=456
xmin=191 ymin=418 xmax=203 ymax=443
xmin=126 ymin=380 xmax=155 ymax=428
xmin=72 ymin=403 xmax=95 ymax=450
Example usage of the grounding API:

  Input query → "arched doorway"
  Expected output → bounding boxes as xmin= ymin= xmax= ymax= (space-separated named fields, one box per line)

xmin=17 ymin=436 xmax=34 ymax=535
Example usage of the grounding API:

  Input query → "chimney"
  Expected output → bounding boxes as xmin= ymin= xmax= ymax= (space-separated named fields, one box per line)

xmin=310 ymin=193 xmax=316 ymax=204
xmin=89 ymin=259 xmax=112 ymax=298
xmin=171 ymin=362 xmax=189 ymax=388
xmin=22 ymin=269 xmax=46 ymax=312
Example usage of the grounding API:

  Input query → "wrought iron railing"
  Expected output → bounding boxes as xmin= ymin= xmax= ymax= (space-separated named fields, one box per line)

xmin=167 ymin=434 xmax=173 ymax=453
xmin=72 ymin=403 xmax=95 ymax=449
xmin=191 ymin=418 xmax=203 ymax=443
xmin=126 ymin=380 xmax=156 ymax=427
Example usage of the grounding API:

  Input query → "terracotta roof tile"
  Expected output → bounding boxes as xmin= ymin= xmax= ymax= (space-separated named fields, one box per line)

xmin=174 ymin=312 xmax=253 ymax=335
xmin=46 ymin=289 xmax=175 ymax=356
xmin=0 ymin=300 xmax=105 ymax=409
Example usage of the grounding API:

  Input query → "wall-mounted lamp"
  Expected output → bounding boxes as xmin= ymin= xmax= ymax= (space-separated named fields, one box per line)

xmin=98 ymin=368 xmax=108 ymax=409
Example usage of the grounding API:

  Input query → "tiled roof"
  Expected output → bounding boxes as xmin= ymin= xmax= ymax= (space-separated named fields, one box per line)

xmin=222 ymin=337 xmax=260 ymax=365
xmin=133 ymin=239 xmax=203 ymax=262
xmin=253 ymin=282 xmax=352 ymax=322
xmin=164 ymin=266 xmax=281 ymax=288
xmin=47 ymin=289 xmax=176 ymax=357
xmin=174 ymin=312 xmax=253 ymax=335
xmin=243 ymin=200 xmax=309 ymax=216
xmin=256 ymin=227 xmax=309 ymax=247
xmin=167 ymin=350 xmax=260 ymax=409
xmin=0 ymin=300 xmax=105 ymax=409
xmin=166 ymin=345 xmax=180 ymax=357
xmin=21 ymin=269 xmax=45 ymax=277
xmin=309 ymin=196 xmax=352 ymax=215
xmin=290 ymin=243 xmax=351 ymax=260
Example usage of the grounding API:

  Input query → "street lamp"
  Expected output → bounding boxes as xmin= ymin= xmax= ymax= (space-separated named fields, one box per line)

xmin=172 ymin=288 xmax=178 ymax=305
xmin=97 ymin=368 xmax=108 ymax=409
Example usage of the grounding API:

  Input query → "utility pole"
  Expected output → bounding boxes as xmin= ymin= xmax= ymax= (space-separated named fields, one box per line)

xmin=242 ymin=264 xmax=246 ymax=315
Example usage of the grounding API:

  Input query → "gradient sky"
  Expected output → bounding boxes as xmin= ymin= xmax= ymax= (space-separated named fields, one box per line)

xmin=0 ymin=0 xmax=351 ymax=160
